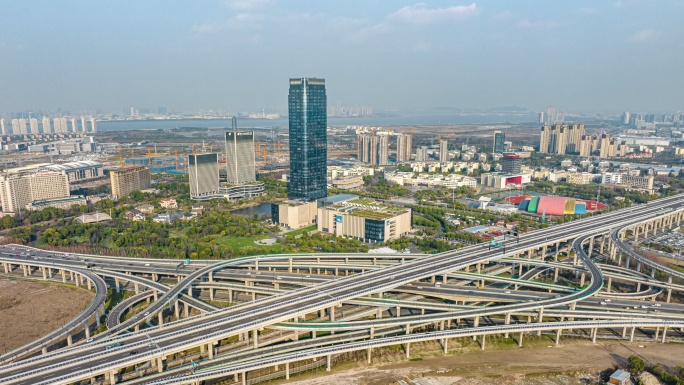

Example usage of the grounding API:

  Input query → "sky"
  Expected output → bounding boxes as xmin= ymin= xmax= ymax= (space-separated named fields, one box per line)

xmin=1 ymin=0 xmax=682 ymax=115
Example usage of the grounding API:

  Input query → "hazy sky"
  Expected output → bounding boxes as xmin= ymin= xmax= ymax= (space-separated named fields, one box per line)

xmin=1 ymin=0 xmax=682 ymax=114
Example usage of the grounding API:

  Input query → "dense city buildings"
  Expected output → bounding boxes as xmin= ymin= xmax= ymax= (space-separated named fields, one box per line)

xmin=225 ymin=129 xmax=256 ymax=184
xmin=109 ymin=166 xmax=151 ymax=200
xmin=188 ymin=153 xmax=220 ymax=200
xmin=287 ymin=77 xmax=327 ymax=201
xmin=3 ymin=116 xmax=96 ymax=135
xmin=0 ymin=168 xmax=70 ymax=214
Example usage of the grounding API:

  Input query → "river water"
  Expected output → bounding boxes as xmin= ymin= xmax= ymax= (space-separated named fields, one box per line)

xmin=230 ymin=203 xmax=272 ymax=216
xmin=96 ymin=113 xmax=536 ymax=132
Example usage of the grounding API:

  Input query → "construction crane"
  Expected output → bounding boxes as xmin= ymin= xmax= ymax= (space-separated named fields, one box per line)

xmin=118 ymin=147 xmax=123 ymax=166
xmin=175 ymin=150 xmax=179 ymax=171
xmin=262 ymin=149 xmax=267 ymax=166
xmin=147 ymin=148 xmax=152 ymax=164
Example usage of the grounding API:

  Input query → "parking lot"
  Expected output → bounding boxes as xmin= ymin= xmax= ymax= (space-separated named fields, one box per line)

xmin=647 ymin=231 xmax=684 ymax=251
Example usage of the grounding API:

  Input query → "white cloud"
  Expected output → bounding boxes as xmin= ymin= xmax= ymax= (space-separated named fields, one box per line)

xmin=191 ymin=13 xmax=266 ymax=34
xmin=630 ymin=29 xmax=657 ymax=43
xmin=223 ymin=0 xmax=275 ymax=10
xmin=387 ymin=3 xmax=480 ymax=25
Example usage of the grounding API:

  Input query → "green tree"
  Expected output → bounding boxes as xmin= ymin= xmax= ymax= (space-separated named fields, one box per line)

xmin=629 ymin=355 xmax=645 ymax=373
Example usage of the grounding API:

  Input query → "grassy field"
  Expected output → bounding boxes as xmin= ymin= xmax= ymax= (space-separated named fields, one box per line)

xmin=285 ymin=224 xmax=318 ymax=237
xmin=215 ymin=236 xmax=283 ymax=253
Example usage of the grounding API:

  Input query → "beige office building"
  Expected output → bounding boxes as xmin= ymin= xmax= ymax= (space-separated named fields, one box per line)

xmin=110 ymin=166 xmax=151 ymax=200
xmin=272 ymin=200 xmax=318 ymax=230
xmin=0 ymin=171 xmax=70 ymax=213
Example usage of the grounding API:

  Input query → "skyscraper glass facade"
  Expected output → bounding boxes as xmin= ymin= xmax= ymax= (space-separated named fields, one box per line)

xmin=288 ymin=77 xmax=327 ymax=201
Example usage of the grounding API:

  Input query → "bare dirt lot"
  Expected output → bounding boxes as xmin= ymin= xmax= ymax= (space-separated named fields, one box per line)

xmin=0 ymin=279 xmax=94 ymax=354
xmin=276 ymin=339 xmax=682 ymax=385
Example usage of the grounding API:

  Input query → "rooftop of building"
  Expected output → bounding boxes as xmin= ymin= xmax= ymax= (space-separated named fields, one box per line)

xmin=44 ymin=160 xmax=102 ymax=172
xmin=324 ymin=197 xmax=409 ymax=219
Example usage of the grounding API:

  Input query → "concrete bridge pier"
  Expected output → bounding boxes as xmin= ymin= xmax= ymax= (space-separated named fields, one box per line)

xmin=472 ymin=316 xmax=480 ymax=340
xmin=606 ymin=277 xmax=612 ymax=293
xmin=480 ymin=334 xmax=486 ymax=350
xmin=405 ymin=342 xmax=410 ymax=358
xmin=326 ymin=354 xmax=332 ymax=371
xmin=67 ymin=333 xmax=73 ymax=346
xmin=629 ymin=327 xmax=635 ymax=342
xmin=285 ymin=362 xmax=290 ymax=379
xmin=174 ymin=300 xmax=180 ymax=319
xmin=184 ymin=302 xmax=190 ymax=318
xmin=591 ymin=328 xmax=597 ymax=343
xmin=554 ymin=267 xmax=559 ymax=283
xmin=157 ymin=312 xmax=163 ymax=326
xmin=661 ymin=326 xmax=667 ymax=343
xmin=654 ymin=327 xmax=660 ymax=342
xmin=555 ymin=328 xmax=562 ymax=345
xmin=518 ymin=332 xmax=523 ymax=347
xmin=367 ymin=347 xmax=372 ymax=363
xmin=625 ymin=257 xmax=631 ymax=270
xmin=504 ymin=313 xmax=511 ymax=338
xmin=537 ymin=308 xmax=544 ymax=336
xmin=114 ymin=278 xmax=120 ymax=293
xmin=84 ymin=320 xmax=91 ymax=339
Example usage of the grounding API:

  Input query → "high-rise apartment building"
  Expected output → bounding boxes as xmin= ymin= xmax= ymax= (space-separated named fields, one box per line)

xmin=11 ymin=119 xmax=27 ymax=135
xmin=396 ymin=131 xmax=413 ymax=163
xmin=110 ymin=166 xmax=151 ymax=200
xmin=29 ymin=118 xmax=38 ymax=134
xmin=42 ymin=117 xmax=52 ymax=133
xmin=439 ymin=139 xmax=449 ymax=162
xmin=225 ymin=124 xmax=256 ymax=184
xmin=493 ymin=131 xmax=505 ymax=153
xmin=188 ymin=153 xmax=220 ymax=200
xmin=579 ymin=135 xmax=593 ymax=157
xmin=0 ymin=171 xmax=70 ymax=213
xmin=565 ymin=124 xmax=585 ymax=154
xmin=288 ymin=77 xmax=327 ymax=201
xmin=80 ymin=117 xmax=87 ymax=133
xmin=90 ymin=117 xmax=97 ymax=133
xmin=416 ymin=146 xmax=429 ymax=162
xmin=0 ymin=119 xmax=5 ymax=135
xmin=539 ymin=125 xmax=551 ymax=153
xmin=358 ymin=131 xmax=390 ymax=165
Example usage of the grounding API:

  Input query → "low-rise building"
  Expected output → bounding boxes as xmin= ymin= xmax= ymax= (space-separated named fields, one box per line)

xmin=568 ymin=172 xmax=599 ymax=185
xmin=480 ymin=173 xmax=531 ymax=188
xmin=153 ymin=210 xmax=193 ymax=223
xmin=608 ymin=369 xmax=630 ymax=385
xmin=159 ymin=198 xmax=178 ymax=209
xmin=26 ymin=195 xmax=87 ymax=211
xmin=271 ymin=200 xmax=318 ymax=230
xmin=331 ymin=175 xmax=364 ymax=190
xmin=317 ymin=198 xmax=412 ymax=243
xmin=135 ymin=204 xmax=155 ymax=213
xmin=218 ymin=181 xmax=265 ymax=200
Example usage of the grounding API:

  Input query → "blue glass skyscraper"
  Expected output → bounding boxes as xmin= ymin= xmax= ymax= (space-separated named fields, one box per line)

xmin=287 ymin=77 xmax=327 ymax=201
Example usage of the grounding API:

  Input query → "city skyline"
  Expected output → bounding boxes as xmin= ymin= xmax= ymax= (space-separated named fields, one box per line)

xmin=0 ymin=1 xmax=682 ymax=114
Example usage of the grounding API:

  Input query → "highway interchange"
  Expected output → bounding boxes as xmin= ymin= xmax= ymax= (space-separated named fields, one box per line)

xmin=1 ymin=194 xmax=684 ymax=384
